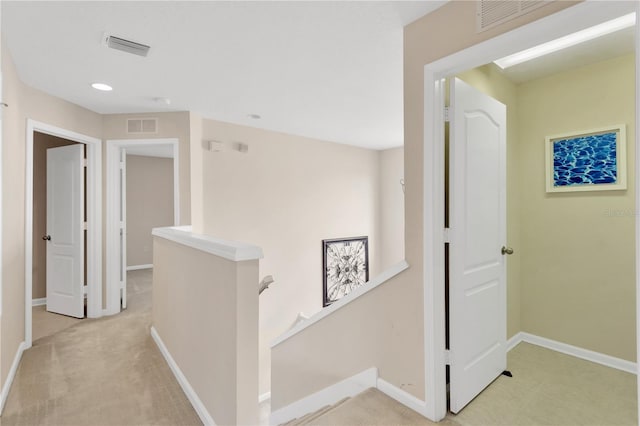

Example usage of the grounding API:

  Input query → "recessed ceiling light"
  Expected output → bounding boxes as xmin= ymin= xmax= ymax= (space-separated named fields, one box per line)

xmin=91 ymin=82 xmax=113 ymax=91
xmin=494 ymin=12 xmax=636 ymax=69
xmin=247 ymin=114 xmax=261 ymax=119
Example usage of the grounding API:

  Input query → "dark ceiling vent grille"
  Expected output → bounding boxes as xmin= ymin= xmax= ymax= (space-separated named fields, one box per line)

xmin=106 ymin=35 xmax=150 ymax=57
xmin=477 ymin=0 xmax=548 ymax=33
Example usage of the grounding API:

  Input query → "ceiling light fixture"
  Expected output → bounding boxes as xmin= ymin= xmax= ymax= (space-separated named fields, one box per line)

xmin=247 ymin=114 xmax=261 ymax=119
xmin=494 ymin=12 xmax=636 ymax=69
xmin=91 ymin=82 xmax=113 ymax=92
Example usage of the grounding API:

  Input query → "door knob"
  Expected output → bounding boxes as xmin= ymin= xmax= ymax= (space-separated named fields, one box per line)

xmin=501 ymin=246 xmax=514 ymax=255
xmin=42 ymin=235 xmax=51 ymax=241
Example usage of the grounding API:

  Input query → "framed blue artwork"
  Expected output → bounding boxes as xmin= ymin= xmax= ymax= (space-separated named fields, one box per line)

xmin=545 ymin=125 xmax=627 ymax=193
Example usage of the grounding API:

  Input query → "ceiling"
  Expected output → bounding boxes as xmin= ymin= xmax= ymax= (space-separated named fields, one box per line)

xmin=499 ymin=26 xmax=636 ymax=84
xmin=2 ymin=1 xmax=447 ymax=150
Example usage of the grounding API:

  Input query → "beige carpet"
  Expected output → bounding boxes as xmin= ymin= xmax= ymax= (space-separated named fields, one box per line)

xmin=2 ymin=269 xmax=202 ymax=426
xmin=280 ymin=343 xmax=637 ymax=426
xmin=449 ymin=342 xmax=638 ymax=426
xmin=32 ymin=305 xmax=83 ymax=342
xmin=7 ymin=270 xmax=639 ymax=426
xmin=286 ymin=389 xmax=456 ymax=426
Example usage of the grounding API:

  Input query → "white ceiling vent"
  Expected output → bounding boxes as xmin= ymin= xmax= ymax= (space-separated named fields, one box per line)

xmin=477 ymin=0 xmax=547 ymax=33
xmin=105 ymin=35 xmax=150 ymax=57
xmin=127 ymin=118 xmax=158 ymax=134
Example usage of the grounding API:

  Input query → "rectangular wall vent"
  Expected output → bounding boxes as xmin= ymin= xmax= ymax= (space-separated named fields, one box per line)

xmin=127 ymin=118 xmax=158 ymax=134
xmin=477 ymin=0 xmax=548 ymax=33
xmin=106 ymin=35 xmax=150 ymax=57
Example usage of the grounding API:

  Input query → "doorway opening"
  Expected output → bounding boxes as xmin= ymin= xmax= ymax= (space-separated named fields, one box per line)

xmin=25 ymin=120 xmax=102 ymax=349
xmin=423 ymin=1 xmax=640 ymax=422
xmin=105 ymin=138 xmax=179 ymax=316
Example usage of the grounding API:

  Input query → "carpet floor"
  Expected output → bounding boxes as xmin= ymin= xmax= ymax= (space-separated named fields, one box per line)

xmin=278 ymin=343 xmax=638 ymax=426
xmin=2 ymin=269 xmax=202 ymax=426
xmin=448 ymin=342 xmax=638 ymax=426
xmin=32 ymin=305 xmax=83 ymax=343
xmin=4 ymin=270 xmax=638 ymax=425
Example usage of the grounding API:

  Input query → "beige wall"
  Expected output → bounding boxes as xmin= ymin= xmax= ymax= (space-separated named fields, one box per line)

xmin=0 ymin=41 xmax=194 ymax=400
xmin=199 ymin=118 xmax=382 ymax=395
xmin=272 ymin=0 xmax=580 ymax=410
xmin=379 ymin=147 xmax=405 ymax=269
xmin=102 ymin=112 xmax=191 ymax=227
xmin=189 ymin=112 xmax=204 ymax=233
xmin=518 ymin=54 xmax=636 ymax=361
xmin=2 ymin=41 xmax=103 ymax=387
xmin=152 ymin=236 xmax=259 ymax=425
xmin=32 ymin=133 xmax=79 ymax=300
xmin=126 ymin=155 xmax=174 ymax=267
xmin=457 ymin=65 xmax=522 ymax=338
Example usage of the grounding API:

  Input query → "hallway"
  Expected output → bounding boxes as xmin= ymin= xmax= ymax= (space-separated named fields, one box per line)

xmin=2 ymin=270 xmax=201 ymax=425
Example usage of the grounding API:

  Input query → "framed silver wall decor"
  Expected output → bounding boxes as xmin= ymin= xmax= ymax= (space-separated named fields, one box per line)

xmin=322 ymin=236 xmax=369 ymax=307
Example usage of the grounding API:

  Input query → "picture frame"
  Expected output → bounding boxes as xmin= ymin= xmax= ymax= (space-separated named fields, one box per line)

xmin=322 ymin=236 xmax=369 ymax=307
xmin=545 ymin=124 xmax=627 ymax=193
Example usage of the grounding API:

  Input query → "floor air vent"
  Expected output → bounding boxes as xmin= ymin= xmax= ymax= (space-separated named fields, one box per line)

xmin=477 ymin=0 xmax=547 ymax=33
xmin=127 ymin=118 xmax=158 ymax=134
xmin=105 ymin=35 xmax=150 ymax=57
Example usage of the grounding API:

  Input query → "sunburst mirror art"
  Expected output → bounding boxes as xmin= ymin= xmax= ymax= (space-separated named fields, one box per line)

xmin=322 ymin=236 xmax=369 ymax=307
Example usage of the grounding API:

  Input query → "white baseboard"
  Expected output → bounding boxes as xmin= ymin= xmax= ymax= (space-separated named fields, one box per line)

xmin=508 ymin=331 xmax=637 ymax=375
xmin=269 ymin=367 xmax=378 ymax=426
xmin=32 ymin=298 xmax=46 ymax=307
xmin=259 ymin=392 xmax=271 ymax=403
xmin=126 ymin=264 xmax=153 ymax=271
xmin=506 ymin=331 xmax=524 ymax=352
xmin=150 ymin=326 xmax=216 ymax=425
xmin=0 ymin=341 xmax=26 ymax=415
xmin=376 ymin=378 xmax=429 ymax=417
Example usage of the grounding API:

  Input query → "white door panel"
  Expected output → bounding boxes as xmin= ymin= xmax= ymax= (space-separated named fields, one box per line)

xmin=449 ymin=78 xmax=507 ymax=413
xmin=46 ymin=144 xmax=84 ymax=318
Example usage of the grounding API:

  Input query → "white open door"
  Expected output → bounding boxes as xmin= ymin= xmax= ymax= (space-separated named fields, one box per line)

xmin=46 ymin=144 xmax=84 ymax=318
xmin=120 ymin=149 xmax=127 ymax=309
xmin=448 ymin=77 xmax=508 ymax=413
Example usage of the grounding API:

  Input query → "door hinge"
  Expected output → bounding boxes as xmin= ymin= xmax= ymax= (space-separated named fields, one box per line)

xmin=444 ymin=106 xmax=450 ymax=123
xmin=119 ymin=161 xmax=124 ymax=170
xmin=83 ymin=285 xmax=88 ymax=295
xmin=443 ymin=228 xmax=451 ymax=243
xmin=82 ymin=158 xmax=88 ymax=167
xmin=83 ymin=222 xmax=88 ymax=231
xmin=120 ymin=281 xmax=125 ymax=290
xmin=444 ymin=349 xmax=451 ymax=365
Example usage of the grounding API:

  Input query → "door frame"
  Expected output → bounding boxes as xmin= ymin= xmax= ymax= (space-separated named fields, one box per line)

xmin=422 ymin=1 xmax=640 ymax=421
xmin=105 ymin=138 xmax=180 ymax=315
xmin=25 ymin=119 xmax=102 ymax=349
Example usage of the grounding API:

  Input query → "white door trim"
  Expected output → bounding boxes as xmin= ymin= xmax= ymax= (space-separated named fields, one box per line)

xmin=105 ymin=138 xmax=180 ymax=316
xmin=421 ymin=2 xmax=639 ymax=421
xmin=25 ymin=119 xmax=102 ymax=349
xmin=0 ymin=73 xmax=4 ymax=319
